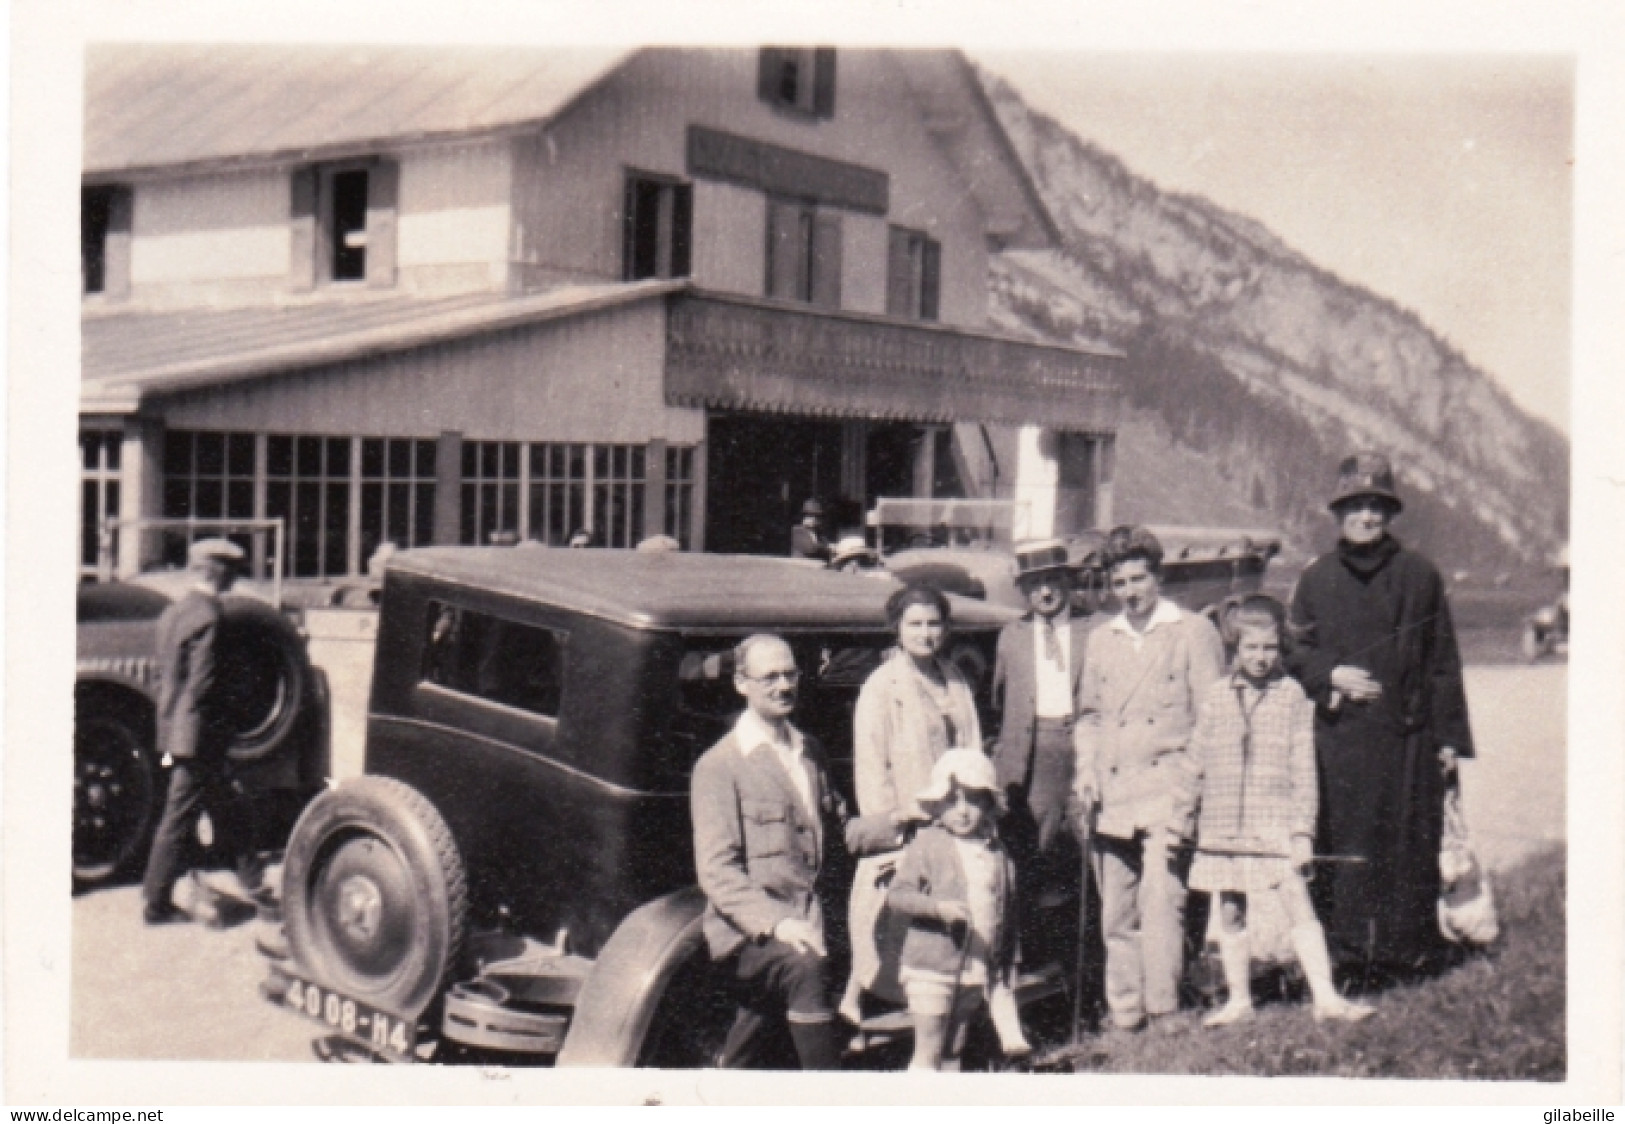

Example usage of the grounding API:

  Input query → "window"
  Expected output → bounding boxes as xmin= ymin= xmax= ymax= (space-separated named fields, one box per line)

xmin=80 ymin=430 xmax=122 ymax=574
xmin=162 ymin=431 xmax=257 ymax=567
xmin=665 ymin=446 xmax=695 ymax=549
xmin=462 ymin=440 xmax=678 ymax=548
xmin=886 ymin=227 xmax=940 ymax=321
xmin=766 ymin=199 xmax=841 ymax=308
xmin=757 ymin=48 xmax=836 ymax=119
xmin=461 ymin=441 xmax=522 ymax=546
xmin=360 ymin=438 xmax=437 ymax=565
xmin=82 ymin=185 xmax=131 ymax=298
xmin=291 ymin=160 xmax=398 ymax=290
xmin=623 ymin=175 xmax=693 ymax=281
xmin=329 ymin=169 xmax=369 ymax=281
xmin=422 ymin=601 xmax=565 ymax=720
xmin=266 ymin=435 xmax=351 ymax=579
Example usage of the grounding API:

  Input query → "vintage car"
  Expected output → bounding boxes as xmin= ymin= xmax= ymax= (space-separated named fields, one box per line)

xmin=74 ymin=571 xmax=328 ymax=888
xmin=268 ymin=548 xmax=1040 ymax=1066
xmin=884 ymin=521 xmax=1283 ymax=619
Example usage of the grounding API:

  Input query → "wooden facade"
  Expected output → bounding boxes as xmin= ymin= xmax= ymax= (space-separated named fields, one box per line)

xmin=81 ymin=47 xmax=1122 ymax=579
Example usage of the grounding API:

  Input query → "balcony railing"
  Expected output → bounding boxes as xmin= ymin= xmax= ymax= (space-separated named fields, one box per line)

xmin=664 ymin=291 xmax=1122 ymax=433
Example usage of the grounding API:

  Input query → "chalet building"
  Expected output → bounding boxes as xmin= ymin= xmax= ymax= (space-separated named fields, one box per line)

xmin=80 ymin=45 xmax=1122 ymax=581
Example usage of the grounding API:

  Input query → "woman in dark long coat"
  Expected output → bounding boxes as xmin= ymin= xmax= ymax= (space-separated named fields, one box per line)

xmin=1286 ymin=453 xmax=1474 ymax=979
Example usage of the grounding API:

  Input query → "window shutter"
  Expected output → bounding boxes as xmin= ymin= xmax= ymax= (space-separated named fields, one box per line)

xmin=885 ymin=226 xmax=913 ymax=317
xmin=813 ymin=49 xmax=837 ymax=118
xmin=766 ymin=199 xmax=806 ymax=299
xmin=758 ymin=49 xmax=784 ymax=103
xmin=366 ymin=159 xmax=399 ymax=289
xmin=289 ymin=166 xmax=318 ymax=291
xmin=920 ymin=239 xmax=941 ymax=321
xmin=671 ymin=183 xmax=693 ymax=278
xmin=810 ymin=211 xmax=842 ymax=309
xmin=103 ymin=187 xmax=133 ymax=300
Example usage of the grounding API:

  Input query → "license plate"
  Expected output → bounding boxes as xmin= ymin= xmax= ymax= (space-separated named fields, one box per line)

xmin=278 ymin=970 xmax=416 ymax=1062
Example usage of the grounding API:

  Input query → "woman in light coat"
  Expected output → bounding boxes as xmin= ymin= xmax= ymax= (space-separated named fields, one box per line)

xmin=840 ymin=585 xmax=983 ymax=1022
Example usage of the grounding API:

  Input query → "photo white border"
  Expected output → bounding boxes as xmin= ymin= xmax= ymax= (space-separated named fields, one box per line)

xmin=8 ymin=0 xmax=1621 ymax=1107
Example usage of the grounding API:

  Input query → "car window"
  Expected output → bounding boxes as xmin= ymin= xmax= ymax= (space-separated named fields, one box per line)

xmin=422 ymin=600 xmax=565 ymax=719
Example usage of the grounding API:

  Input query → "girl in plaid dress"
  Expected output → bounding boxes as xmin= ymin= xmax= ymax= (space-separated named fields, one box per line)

xmin=1179 ymin=596 xmax=1374 ymax=1027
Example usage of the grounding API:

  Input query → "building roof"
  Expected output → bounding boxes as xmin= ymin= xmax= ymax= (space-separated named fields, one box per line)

xmin=84 ymin=44 xmax=632 ymax=176
xmin=80 ymin=280 xmax=684 ymax=413
xmin=390 ymin=546 xmax=1019 ymax=632
xmin=83 ymin=45 xmax=1058 ymax=250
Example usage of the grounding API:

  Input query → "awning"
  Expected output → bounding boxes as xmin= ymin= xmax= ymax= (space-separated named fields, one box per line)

xmin=664 ymin=291 xmax=1122 ymax=432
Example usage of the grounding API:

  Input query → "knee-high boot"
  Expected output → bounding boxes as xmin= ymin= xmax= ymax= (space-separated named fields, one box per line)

xmin=1202 ymin=930 xmax=1255 ymax=1028
xmin=1291 ymin=922 xmax=1375 ymax=1022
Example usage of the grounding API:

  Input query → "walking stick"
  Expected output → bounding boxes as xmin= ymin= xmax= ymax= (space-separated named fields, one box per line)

xmin=1070 ymin=803 xmax=1096 ymax=1047
xmin=941 ymin=900 xmax=976 ymax=1069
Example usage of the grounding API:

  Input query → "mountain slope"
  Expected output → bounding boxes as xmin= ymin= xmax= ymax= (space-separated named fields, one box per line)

xmin=977 ymin=67 xmax=1569 ymax=572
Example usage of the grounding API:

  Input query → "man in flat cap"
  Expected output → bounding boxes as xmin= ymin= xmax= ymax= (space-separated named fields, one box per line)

xmin=141 ymin=538 xmax=264 ymax=923
xmin=1285 ymin=453 xmax=1473 ymax=982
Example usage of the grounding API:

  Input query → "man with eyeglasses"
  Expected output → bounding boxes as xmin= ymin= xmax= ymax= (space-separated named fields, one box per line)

xmin=691 ymin=633 xmax=896 ymax=1068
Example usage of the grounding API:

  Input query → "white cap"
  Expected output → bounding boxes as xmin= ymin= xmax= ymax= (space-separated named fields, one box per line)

xmin=188 ymin=537 xmax=245 ymax=565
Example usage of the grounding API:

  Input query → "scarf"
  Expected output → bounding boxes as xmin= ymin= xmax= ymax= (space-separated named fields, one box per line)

xmin=1338 ymin=532 xmax=1402 ymax=579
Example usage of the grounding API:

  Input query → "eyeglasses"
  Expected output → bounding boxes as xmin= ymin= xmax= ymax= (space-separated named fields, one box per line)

xmin=742 ymin=669 xmax=801 ymax=685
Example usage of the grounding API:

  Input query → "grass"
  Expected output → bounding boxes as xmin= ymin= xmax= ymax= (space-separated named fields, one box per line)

xmin=1049 ymin=846 xmax=1566 ymax=1080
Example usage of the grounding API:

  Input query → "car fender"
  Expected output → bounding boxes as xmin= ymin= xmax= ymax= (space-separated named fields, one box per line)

xmin=555 ymin=886 xmax=707 ymax=1067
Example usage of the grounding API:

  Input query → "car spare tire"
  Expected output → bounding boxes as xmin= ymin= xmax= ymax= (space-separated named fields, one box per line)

xmin=283 ymin=776 xmax=468 ymax=1019
xmin=217 ymin=597 xmax=310 ymax=763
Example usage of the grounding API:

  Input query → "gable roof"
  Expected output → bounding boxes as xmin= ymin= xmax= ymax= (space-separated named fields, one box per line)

xmin=84 ymin=43 xmax=632 ymax=177
xmin=83 ymin=45 xmax=1057 ymax=249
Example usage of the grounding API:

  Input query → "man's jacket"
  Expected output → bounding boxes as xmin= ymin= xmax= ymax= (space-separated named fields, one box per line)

xmin=691 ymin=727 xmax=894 ymax=959
xmin=991 ymin=612 xmax=1094 ymax=790
xmin=155 ymin=590 xmax=226 ymax=761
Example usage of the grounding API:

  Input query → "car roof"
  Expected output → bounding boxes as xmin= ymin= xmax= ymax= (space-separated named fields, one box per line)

xmin=390 ymin=547 xmax=1021 ymax=632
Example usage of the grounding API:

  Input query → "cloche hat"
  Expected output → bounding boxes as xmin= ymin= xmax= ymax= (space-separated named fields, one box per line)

xmin=1328 ymin=452 xmax=1404 ymax=512
xmin=915 ymin=747 xmax=1006 ymax=815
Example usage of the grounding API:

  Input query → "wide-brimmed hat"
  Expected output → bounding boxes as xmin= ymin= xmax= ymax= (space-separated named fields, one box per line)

xmin=915 ymin=748 xmax=1006 ymax=815
xmin=1328 ymin=452 xmax=1404 ymax=512
xmin=1013 ymin=538 xmax=1072 ymax=580
xmin=188 ymin=537 xmax=245 ymax=566
xmin=829 ymin=534 xmax=878 ymax=569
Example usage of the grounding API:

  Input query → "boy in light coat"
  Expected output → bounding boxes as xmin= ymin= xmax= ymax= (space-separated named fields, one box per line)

xmin=1072 ymin=526 xmax=1225 ymax=1034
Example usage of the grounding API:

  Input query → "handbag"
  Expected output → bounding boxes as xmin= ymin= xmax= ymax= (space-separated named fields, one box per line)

xmin=1438 ymin=783 xmax=1500 ymax=945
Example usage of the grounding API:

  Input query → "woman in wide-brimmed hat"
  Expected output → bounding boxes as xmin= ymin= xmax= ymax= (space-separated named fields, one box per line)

xmin=1284 ymin=452 xmax=1475 ymax=984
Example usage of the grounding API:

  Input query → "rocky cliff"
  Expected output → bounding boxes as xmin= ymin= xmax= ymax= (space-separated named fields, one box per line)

xmin=978 ymin=67 xmax=1569 ymax=574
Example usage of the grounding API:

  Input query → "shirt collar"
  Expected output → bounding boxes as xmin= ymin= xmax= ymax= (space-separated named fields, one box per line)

xmin=734 ymin=708 xmax=804 ymax=758
xmin=1108 ymin=596 xmax=1183 ymax=636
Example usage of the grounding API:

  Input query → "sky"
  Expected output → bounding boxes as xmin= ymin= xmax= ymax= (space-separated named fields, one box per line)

xmin=975 ymin=52 xmax=1574 ymax=434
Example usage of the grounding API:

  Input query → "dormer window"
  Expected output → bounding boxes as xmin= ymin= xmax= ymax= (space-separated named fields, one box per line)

xmin=290 ymin=159 xmax=399 ymax=291
xmin=81 ymin=184 xmax=131 ymax=299
xmin=757 ymin=48 xmax=836 ymax=119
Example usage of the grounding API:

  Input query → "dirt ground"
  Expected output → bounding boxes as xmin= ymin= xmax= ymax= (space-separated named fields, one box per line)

xmin=68 ymin=662 xmax=1567 ymax=1064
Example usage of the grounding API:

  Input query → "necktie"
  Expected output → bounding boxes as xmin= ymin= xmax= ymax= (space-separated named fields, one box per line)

xmin=1042 ymin=618 xmax=1061 ymax=665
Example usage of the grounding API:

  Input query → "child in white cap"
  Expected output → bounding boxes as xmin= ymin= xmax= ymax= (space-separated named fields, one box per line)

xmin=886 ymin=748 xmax=1031 ymax=1070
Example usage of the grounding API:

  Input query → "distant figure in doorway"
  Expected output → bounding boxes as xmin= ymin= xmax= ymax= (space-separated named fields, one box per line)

xmin=1285 ymin=452 xmax=1473 ymax=984
xmin=789 ymin=499 xmax=833 ymax=562
xmin=141 ymin=538 xmax=267 ymax=925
